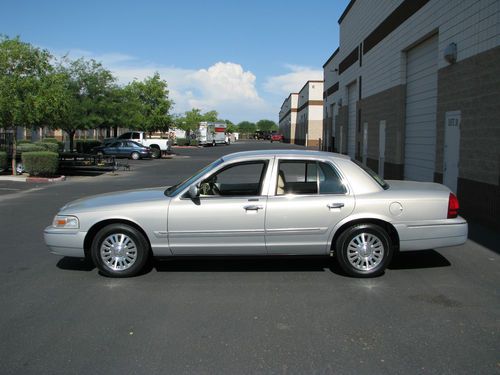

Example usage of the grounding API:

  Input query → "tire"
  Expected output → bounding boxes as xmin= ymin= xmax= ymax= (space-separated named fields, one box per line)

xmin=130 ymin=152 xmax=140 ymax=160
xmin=91 ymin=224 xmax=150 ymax=277
xmin=335 ymin=223 xmax=393 ymax=278
xmin=151 ymin=147 xmax=161 ymax=159
xmin=212 ymin=140 xmax=216 ymax=147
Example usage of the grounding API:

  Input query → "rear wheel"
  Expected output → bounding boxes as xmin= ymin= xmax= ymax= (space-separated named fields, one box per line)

xmin=335 ymin=223 xmax=393 ymax=277
xmin=130 ymin=151 xmax=140 ymax=160
xmin=212 ymin=140 xmax=216 ymax=147
xmin=91 ymin=224 xmax=150 ymax=277
xmin=151 ymin=147 xmax=161 ymax=159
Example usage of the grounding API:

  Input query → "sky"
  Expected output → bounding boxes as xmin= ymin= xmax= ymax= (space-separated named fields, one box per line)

xmin=1 ymin=0 xmax=350 ymax=123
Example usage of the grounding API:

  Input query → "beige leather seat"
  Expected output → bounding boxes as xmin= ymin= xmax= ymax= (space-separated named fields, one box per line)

xmin=277 ymin=170 xmax=286 ymax=195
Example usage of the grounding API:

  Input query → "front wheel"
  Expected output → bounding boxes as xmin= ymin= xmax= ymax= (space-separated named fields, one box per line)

xmin=91 ymin=224 xmax=150 ymax=277
xmin=335 ymin=224 xmax=393 ymax=278
xmin=212 ymin=140 xmax=216 ymax=147
xmin=130 ymin=152 xmax=140 ymax=160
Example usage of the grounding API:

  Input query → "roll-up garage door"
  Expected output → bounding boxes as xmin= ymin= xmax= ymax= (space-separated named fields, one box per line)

xmin=404 ymin=34 xmax=438 ymax=181
xmin=347 ymin=82 xmax=357 ymax=158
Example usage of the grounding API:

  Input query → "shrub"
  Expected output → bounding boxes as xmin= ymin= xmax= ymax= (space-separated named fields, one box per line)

xmin=22 ymin=151 xmax=59 ymax=177
xmin=16 ymin=139 xmax=32 ymax=145
xmin=189 ymin=139 xmax=199 ymax=146
xmin=41 ymin=138 xmax=59 ymax=143
xmin=176 ymin=138 xmax=188 ymax=146
xmin=35 ymin=141 xmax=60 ymax=153
xmin=0 ymin=151 xmax=7 ymax=171
xmin=16 ymin=143 xmax=46 ymax=153
xmin=76 ymin=139 xmax=102 ymax=153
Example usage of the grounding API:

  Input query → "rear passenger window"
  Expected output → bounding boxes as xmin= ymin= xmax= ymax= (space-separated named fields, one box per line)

xmin=277 ymin=160 xmax=346 ymax=195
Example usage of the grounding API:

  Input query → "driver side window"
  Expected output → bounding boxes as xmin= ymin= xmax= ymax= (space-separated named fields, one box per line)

xmin=199 ymin=161 xmax=268 ymax=197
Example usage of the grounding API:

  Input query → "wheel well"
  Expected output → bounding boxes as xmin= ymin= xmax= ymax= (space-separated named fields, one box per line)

xmin=330 ymin=218 xmax=400 ymax=252
xmin=83 ymin=219 xmax=152 ymax=260
xmin=150 ymin=144 xmax=160 ymax=149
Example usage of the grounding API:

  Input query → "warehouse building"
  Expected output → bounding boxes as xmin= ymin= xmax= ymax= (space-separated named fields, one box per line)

xmin=295 ymin=80 xmax=324 ymax=147
xmin=322 ymin=0 xmax=500 ymax=228
xmin=278 ymin=93 xmax=298 ymax=143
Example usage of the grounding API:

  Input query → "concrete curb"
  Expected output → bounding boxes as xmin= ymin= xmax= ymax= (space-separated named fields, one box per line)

xmin=26 ymin=175 xmax=66 ymax=183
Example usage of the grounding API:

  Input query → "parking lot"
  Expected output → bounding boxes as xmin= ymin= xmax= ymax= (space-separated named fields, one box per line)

xmin=0 ymin=140 xmax=498 ymax=374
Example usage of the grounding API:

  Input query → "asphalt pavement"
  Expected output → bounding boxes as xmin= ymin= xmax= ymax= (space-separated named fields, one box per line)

xmin=0 ymin=140 xmax=498 ymax=375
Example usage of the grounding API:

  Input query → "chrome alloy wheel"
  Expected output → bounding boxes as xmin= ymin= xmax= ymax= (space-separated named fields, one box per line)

xmin=100 ymin=233 xmax=138 ymax=271
xmin=347 ymin=233 xmax=385 ymax=271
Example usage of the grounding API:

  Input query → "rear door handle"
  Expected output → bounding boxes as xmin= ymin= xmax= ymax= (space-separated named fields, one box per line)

xmin=327 ymin=203 xmax=344 ymax=209
xmin=244 ymin=205 xmax=264 ymax=211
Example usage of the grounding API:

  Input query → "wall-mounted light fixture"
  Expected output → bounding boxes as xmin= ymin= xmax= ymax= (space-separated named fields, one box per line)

xmin=444 ymin=42 xmax=457 ymax=64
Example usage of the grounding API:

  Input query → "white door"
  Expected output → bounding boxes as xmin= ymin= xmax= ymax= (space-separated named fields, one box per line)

xmin=362 ymin=122 xmax=368 ymax=165
xmin=347 ymin=82 xmax=357 ymax=158
xmin=443 ymin=111 xmax=461 ymax=193
xmin=404 ymin=34 xmax=438 ymax=181
xmin=379 ymin=121 xmax=386 ymax=178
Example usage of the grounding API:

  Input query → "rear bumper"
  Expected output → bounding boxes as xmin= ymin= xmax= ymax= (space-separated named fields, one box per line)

xmin=44 ymin=226 xmax=86 ymax=257
xmin=395 ymin=217 xmax=468 ymax=251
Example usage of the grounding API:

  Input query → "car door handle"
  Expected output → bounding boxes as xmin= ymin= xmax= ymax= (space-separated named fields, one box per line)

xmin=244 ymin=205 xmax=264 ymax=211
xmin=327 ymin=203 xmax=344 ymax=209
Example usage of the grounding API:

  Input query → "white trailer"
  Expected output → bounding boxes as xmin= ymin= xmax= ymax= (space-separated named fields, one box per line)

xmin=197 ymin=122 xmax=229 ymax=146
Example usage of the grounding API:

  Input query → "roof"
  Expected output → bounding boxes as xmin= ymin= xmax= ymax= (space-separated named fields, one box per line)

xmin=338 ymin=0 xmax=357 ymax=24
xmin=222 ymin=149 xmax=351 ymax=161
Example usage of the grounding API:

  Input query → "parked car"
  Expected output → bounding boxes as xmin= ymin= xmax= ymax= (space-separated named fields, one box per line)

xmin=44 ymin=150 xmax=467 ymax=278
xmin=270 ymin=133 xmax=283 ymax=143
xmin=92 ymin=140 xmax=152 ymax=160
xmin=115 ymin=131 xmax=171 ymax=158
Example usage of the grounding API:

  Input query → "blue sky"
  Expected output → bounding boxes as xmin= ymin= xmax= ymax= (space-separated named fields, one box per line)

xmin=2 ymin=0 xmax=350 ymax=123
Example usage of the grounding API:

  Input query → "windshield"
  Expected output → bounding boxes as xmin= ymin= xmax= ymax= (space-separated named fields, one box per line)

xmin=352 ymin=159 xmax=389 ymax=190
xmin=164 ymin=158 xmax=224 ymax=197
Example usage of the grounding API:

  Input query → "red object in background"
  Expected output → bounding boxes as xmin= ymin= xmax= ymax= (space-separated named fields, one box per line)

xmin=215 ymin=127 xmax=226 ymax=132
xmin=271 ymin=134 xmax=283 ymax=142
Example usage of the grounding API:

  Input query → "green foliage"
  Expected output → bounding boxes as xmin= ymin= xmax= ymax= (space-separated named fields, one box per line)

xmin=40 ymin=137 xmax=59 ymax=143
xmin=189 ymin=139 xmax=199 ymax=146
xmin=124 ymin=73 xmax=173 ymax=133
xmin=0 ymin=151 xmax=7 ymax=170
xmin=16 ymin=143 xmax=46 ymax=153
xmin=175 ymin=137 xmax=188 ymax=146
xmin=237 ymin=121 xmax=256 ymax=134
xmin=16 ymin=139 xmax=32 ymax=145
xmin=256 ymin=119 xmax=278 ymax=132
xmin=22 ymin=151 xmax=59 ymax=176
xmin=176 ymin=109 xmax=222 ymax=134
xmin=75 ymin=139 xmax=101 ymax=154
xmin=34 ymin=141 xmax=59 ymax=153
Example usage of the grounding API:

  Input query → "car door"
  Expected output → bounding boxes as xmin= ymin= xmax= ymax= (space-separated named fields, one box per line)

xmin=167 ymin=159 xmax=273 ymax=255
xmin=265 ymin=158 xmax=355 ymax=255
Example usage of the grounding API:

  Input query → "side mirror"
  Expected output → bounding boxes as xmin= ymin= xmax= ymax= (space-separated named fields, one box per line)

xmin=188 ymin=184 xmax=200 ymax=199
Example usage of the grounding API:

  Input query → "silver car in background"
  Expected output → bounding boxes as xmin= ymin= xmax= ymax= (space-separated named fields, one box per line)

xmin=44 ymin=150 xmax=467 ymax=278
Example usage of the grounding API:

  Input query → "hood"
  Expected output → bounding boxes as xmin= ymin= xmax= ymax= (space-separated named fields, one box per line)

xmin=60 ymin=187 xmax=169 ymax=213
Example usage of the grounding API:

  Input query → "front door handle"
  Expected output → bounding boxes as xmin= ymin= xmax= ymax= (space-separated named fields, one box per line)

xmin=244 ymin=205 xmax=264 ymax=211
xmin=327 ymin=203 xmax=344 ymax=209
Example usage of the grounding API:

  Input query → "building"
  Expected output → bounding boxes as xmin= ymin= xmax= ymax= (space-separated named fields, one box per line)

xmin=278 ymin=93 xmax=298 ymax=143
xmin=296 ymin=80 xmax=324 ymax=147
xmin=322 ymin=0 xmax=500 ymax=228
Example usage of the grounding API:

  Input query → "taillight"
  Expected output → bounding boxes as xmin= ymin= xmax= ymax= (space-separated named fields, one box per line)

xmin=447 ymin=193 xmax=459 ymax=218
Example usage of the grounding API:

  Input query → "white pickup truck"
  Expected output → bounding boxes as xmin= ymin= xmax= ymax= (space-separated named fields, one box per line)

xmin=116 ymin=131 xmax=171 ymax=158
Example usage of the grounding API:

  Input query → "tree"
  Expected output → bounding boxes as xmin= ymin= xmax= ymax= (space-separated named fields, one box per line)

xmin=0 ymin=36 xmax=53 ymax=174
xmin=237 ymin=121 xmax=256 ymax=134
xmin=176 ymin=109 xmax=221 ymax=136
xmin=125 ymin=72 xmax=173 ymax=134
xmin=223 ymin=119 xmax=236 ymax=133
xmin=49 ymin=57 xmax=116 ymax=151
xmin=256 ymin=119 xmax=278 ymax=132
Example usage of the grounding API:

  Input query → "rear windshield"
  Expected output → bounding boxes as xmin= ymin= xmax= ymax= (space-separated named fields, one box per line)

xmin=352 ymin=159 xmax=389 ymax=190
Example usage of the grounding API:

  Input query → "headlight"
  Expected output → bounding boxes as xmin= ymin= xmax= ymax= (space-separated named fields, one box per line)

xmin=52 ymin=215 xmax=79 ymax=229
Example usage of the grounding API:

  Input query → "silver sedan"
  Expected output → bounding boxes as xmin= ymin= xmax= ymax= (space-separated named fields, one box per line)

xmin=44 ymin=150 xmax=468 ymax=278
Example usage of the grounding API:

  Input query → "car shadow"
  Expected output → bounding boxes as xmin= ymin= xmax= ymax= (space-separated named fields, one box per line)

xmin=388 ymin=250 xmax=451 ymax=270
xmin=56 ymin=257 xmax=95 ymax=271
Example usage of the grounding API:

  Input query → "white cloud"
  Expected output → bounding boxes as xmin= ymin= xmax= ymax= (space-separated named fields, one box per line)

xmin=57 ymin=49 xmax=273 ymax=122
xmin=264 ymin=64 xmax=323 ymax=96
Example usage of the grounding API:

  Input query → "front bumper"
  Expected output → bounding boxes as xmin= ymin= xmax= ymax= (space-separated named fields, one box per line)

xmin=395 ymin=217 xmax=468 ymax=251
xmin=44 ymin=226 xmax=87 ymax=257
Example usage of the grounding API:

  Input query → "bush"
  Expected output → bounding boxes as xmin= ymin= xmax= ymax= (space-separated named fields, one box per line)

xmin=16 ymin=143 xmax=46 ymax=153
xmin=22 ymin=151 xmax=59 ymax=177
xmin=76 ymin=139 xmax=102 ymax=153
xmin=176 ymin=138 xmax=188 ymax=146
xmin=16 ymin=139 xmax=32 ymax=145
xmin=189 ymin=139 xmax=199 ymax=146
xmin=41 ymin=138 xmax=59 ymax=143
xmin=35 ymin=141 xmax=59 ymax=153
xmin=0 ymin=151 xmax=7 ymax=171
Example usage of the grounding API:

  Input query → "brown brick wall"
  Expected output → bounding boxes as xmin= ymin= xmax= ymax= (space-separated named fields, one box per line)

xmin=436 ymin=46 xmax=500 ymax=228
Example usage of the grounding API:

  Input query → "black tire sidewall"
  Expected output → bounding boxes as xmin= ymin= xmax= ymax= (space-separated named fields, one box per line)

xmin=91 ymin=224 xmax=149 ymax=277
xmin=336 ymin=224 xmax=393 ymax=278
xmin=151 ymin=148 xmax=161 ymax=158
